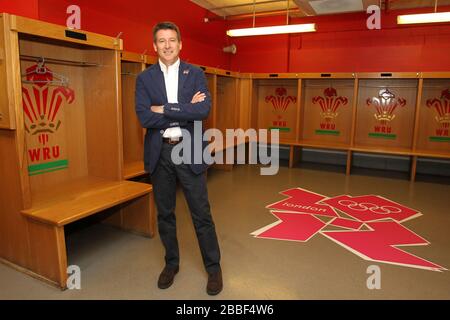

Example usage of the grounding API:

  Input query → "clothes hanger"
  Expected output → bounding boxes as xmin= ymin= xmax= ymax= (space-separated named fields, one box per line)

xmin=21 ymin=57 xmax=70 ymax=87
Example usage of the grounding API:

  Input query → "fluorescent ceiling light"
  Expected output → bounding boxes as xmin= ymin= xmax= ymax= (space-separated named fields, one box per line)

xmin=227 ymin=23 xmax=316 ymax=37
xmin=397 ymin=11 xmax=450 ymax=24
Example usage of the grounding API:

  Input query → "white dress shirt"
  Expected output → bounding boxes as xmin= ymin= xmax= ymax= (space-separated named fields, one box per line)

xmin=159 ymin=58 xmax=182 ymax=139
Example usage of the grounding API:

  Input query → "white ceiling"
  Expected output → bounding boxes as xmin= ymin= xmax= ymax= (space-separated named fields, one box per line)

xmin=191 ymin=0 xmax=298 ymax=16
xmin=309 ymin=0 xmax=364 ymax=15
xmin=192 ymin=0 xmax=450 ymax=19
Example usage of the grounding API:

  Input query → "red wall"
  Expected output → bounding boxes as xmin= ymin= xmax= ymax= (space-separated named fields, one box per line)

xmin=0 ymin=0 xmax=39 ymax=18
xmin=37 ymin=0 xmax=230 ymax=68
xmin=227 ymin=7 xmax=450 ymax=73
xmin=0 ymin=0 xmax=230 ymax=68
xmin=1 ymin=1 xmax=449 ymax=73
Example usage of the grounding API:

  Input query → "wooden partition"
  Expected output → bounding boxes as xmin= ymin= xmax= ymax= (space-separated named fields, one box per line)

xmin=0 ymin=15 xmax=15 ymax=129
xmin=414 ymin=74 xmax=450 ymax=157
xmin=299 ymin=74 xmax=355 ymax=149
xmin=251 ymin=74 xmax=300 ymax=144
xmin=216 ymin=74 xmax=237 ymax=134
xmin=243 ymin=72 xmax=449 ymax=179
xmin=349 ymin=73 xmax=420 ymax=177
xmin=199 ymin=66 xmax=216 ymax=131
xmin=409 ymin=73 xmax=450 ymax=180
xmin=120 ymin=52 xmax=146 ymax=179
xmin=0 ymin=13 xmax=154 ymax=289
xmin=237 ymin=74 xmax=252 ymax=132
xmin=354 ymin=74 xmax=419 ymax=153
xmin=120 ymin=52 xmax=155 ymax=180
xmin=194 ymin=65 xmax=241 ymax=169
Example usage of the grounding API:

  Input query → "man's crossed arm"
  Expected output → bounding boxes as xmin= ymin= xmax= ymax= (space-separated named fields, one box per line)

xmin=151 ymin=91 xmax=206 ymax=114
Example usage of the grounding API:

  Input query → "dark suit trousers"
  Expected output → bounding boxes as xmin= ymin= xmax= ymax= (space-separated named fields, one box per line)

xmin=151 ymin=142 xmax=221 ymax=274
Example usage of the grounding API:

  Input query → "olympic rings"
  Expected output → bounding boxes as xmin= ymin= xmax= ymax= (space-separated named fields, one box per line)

xmin=337 ymin=200 xmax=402 ymax=214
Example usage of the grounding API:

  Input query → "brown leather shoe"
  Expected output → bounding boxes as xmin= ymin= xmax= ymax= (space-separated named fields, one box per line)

xmin=157 ymin=265 xmax=179 ymax=289
xmin=206 ymin=269 xmax=223 ymax=295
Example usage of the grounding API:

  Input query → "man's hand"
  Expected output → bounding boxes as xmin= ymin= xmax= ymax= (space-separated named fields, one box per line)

xmin=151 ymin=105 xmax=164 ymax=113
xmin=191 ymin=91 xmax=206 ymax=104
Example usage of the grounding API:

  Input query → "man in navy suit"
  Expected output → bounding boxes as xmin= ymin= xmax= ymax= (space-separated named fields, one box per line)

xmin=135 ymin=21 xmax=222 ymax=295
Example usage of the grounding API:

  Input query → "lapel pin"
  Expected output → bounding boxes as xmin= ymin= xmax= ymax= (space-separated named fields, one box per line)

xmin=183 ymin=69 xmax=189 ymax=75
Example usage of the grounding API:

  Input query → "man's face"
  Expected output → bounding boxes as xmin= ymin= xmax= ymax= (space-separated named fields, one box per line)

xmin=153 ymin=29 xmax=182 ymax=66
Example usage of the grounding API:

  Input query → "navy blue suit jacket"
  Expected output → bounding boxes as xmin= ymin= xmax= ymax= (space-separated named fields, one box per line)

xmin=135 ymin=60 xmax=211 ymax=175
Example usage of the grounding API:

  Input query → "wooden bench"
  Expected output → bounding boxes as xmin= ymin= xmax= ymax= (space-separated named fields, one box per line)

xmin=20 ymin=177 xmax=155 ymax=289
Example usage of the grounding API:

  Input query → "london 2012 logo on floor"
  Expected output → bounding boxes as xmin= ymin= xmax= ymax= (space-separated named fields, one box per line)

xmin=251 ymin=188 xmax=446 ymax=272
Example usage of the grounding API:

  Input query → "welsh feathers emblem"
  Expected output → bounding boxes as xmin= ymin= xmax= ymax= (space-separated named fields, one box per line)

xmin=426 ymin=88 xmax=450 ymax=129
xmin=312 ymin=87 xmax=348 ymax=135
xmin=312 ymin=87 xmax=348 ymax=121
xmin=367 ymin=89 xmax=406 ymax=125
xmin=21 ymin=63 xmax=75 ymax=175
xmin=265 ymin=87 xmax=296 ymax=111
xmin=265 ymin=87 xmax=296 ymax=131
xmin=425 ymin=88 xmax=450 ymax=141
xmin=366 ymin=89 xmax=406 ymax=138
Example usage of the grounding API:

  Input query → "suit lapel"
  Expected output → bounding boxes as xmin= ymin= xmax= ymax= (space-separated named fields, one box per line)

xmin=178 ymin=61 xmax=190 ymax=102
xmin=151 ymin=64 xmax=168 ymax=103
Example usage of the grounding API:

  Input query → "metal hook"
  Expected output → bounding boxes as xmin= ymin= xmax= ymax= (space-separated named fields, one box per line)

xmin=36 ymin=56 xmax=46 ymax=74
xmin=141 ymin=49 xmax=148 ymax=62
xmin=252 ymin=0 xmax=256 ymax=28
xmin=286 ymin=0 xmax=289 ymax=25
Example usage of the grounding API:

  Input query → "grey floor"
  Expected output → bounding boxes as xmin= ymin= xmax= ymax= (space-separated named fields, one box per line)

xmin=1 ymin=164 xmax=449 ymax=299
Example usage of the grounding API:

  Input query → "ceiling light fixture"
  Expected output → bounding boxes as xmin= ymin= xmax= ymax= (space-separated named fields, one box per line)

xmin=397 ymin=0 xmax=450 ymax=25
xmin=227 ymin=23 xmax=316 ymax=37
xmin=226 ymin=0 xmax=316 ymax=37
